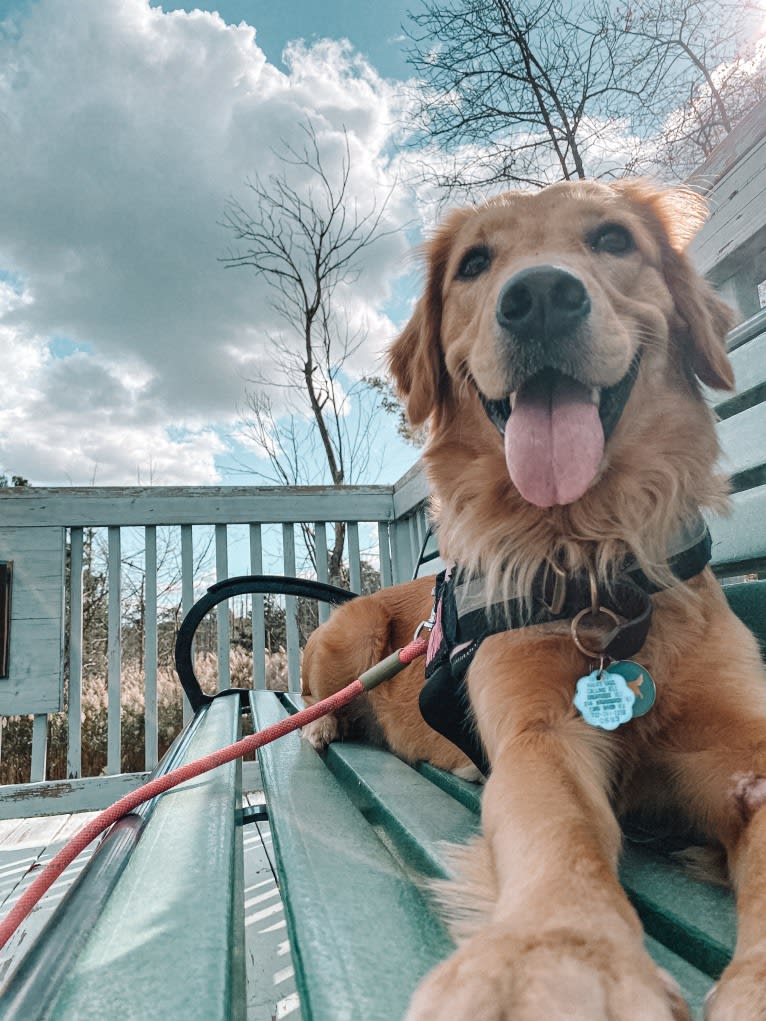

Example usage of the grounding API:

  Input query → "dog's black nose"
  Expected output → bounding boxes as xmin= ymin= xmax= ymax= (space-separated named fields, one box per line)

xmin=496 ymin=266 xmax=591 ymax=343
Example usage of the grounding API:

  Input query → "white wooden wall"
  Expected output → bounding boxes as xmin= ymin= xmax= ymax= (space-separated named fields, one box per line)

xmin=690 ymin=98 xmax=766 ymax=318
xmin=0 ymin=527 xmax=64 ymax=716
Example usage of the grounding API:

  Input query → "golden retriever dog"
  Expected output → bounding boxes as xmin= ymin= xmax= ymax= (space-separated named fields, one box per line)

xmin=301 ymin=180 xmax=766 ymax=1020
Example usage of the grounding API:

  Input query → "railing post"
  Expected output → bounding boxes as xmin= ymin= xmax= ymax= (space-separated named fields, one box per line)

xmin=282 ymin=523 xmax=300 ymax=691
xmin=249 ymin=523 xmax=266 ymax=690
xmin=106 ymin=526 xmax=122 ymax=776
xmin=348 ymin=521 xmax=361 ymax=593
xmin=215 ymin=524 xmax=230 ymax=691
xmin=67 ymin=526 xmax=84 ymax=779
xmin=180 ymin=524 xmax=194 ymax=726
xmin=144 ymin=525 xmax=158 ymax=770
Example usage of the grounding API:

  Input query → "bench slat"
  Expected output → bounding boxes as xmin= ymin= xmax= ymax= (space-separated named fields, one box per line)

xmin=715 ymin=325 xmax=766 ymax=419
xmin=35 ymin=697 xmax=245 ymax=1021
xmin=717 ymin=400 xmax=766 ymax=480
xmin=723 ymin=579 xmax=766 ymax=649
xmin=251 ymin=690 xmax=454 ymax=1021
xmin=619 ymin=843 xmax=734 ymax=978
xmin=280 ymin=693 xmax=480 ymax=879
xmin=324 ymin=743 xmax=478 ymax=878
xmin=414 ymin=761 xmax=483 ymax=812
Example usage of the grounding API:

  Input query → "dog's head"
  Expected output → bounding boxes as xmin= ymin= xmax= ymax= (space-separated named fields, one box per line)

xmin=390 ymin=180 xmax=734 ymax=513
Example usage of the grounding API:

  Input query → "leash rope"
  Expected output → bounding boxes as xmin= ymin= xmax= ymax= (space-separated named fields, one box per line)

xmin=0 ymin=635 xmax=429 ymax=952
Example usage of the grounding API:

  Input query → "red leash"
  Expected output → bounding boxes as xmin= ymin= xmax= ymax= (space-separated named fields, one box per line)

xmin=0 ymin=636 xmax=428 ymax=951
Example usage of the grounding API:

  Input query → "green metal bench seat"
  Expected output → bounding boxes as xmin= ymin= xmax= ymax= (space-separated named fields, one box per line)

xmin=252 ymin=686 xmax=746 ymax=1021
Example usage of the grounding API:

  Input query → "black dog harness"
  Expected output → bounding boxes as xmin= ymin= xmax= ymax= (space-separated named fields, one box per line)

xmin=420 ymin=517 xmax=712 ymax=775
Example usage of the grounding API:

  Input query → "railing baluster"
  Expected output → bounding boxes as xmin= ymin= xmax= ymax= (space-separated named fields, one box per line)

xmin=144 ymin=525 xmax=158 ymax=769
xmin=377 ymin=522 xmax=393 ymax=589
xmin=315 ymin=521 xmax=329 ymax=624
xmin=67 ymin=526 xmax=84 ymax=779
xmin=392 ymin=515 xmax=417 ymax=584
xmin=282 ymin=523 xmax=300 ymax=690
xmin=408 ymin=515 xmax=419 ymax=576
xmin=249 ymin=523 xmax=266 ymax=690
xmin=348 ymin=521 xmax=361 ymax=594
xmin=30 ymin=714 xmax=48 ymax=783
xmin=215 ymin=524 xmax=230 ymax=691
xmin=106 ymin=526 xmax=122 ymax=776
xmin=181 ymin=524 xmax=194 ymax=725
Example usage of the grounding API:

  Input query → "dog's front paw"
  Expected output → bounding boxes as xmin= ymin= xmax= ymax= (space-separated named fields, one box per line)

xmin=301 ymin=713 xmax=339 ymax=752
xmin=405 ymin=927 xmax=691 ymax=1021
xmin=705 ymin=950 xmax=766 ymax=1020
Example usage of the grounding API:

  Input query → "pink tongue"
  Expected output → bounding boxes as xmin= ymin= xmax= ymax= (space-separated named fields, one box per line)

xmin=504 ymin=374 xmax=604 ymax=507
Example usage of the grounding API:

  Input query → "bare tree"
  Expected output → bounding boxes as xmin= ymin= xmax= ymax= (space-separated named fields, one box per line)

xmin=404 ymin=0 xmax=766 ymax=193
xmin=611 ymin=0 xmax=766 ymax=178
xmin=404 ymin=0 xmax=661 ymax=193
xmin=221 ymin=123 xmax=396 ymax=582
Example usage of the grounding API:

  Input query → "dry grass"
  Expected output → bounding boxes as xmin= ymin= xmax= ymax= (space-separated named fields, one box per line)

xmin=0 ymin=648 xmax=291 ymax=784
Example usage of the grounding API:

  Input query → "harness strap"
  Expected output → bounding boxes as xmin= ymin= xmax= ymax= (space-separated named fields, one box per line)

xmin=419 ymin=520 xmax=712 ymax=774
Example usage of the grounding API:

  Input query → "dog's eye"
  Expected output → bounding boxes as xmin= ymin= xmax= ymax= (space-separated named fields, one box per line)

xmin=589 ymin=224 xmax=635 ymax=256
xmin=456 ymin=246 xmax=491 ymax=280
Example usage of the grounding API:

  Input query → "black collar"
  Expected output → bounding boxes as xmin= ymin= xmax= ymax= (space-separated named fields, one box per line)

xmin=442 ymin=516 xmax=711 ymax=663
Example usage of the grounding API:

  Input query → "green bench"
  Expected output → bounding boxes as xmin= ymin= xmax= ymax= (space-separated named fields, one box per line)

xmin=1 ymin=313 xmax=765 ymax=1021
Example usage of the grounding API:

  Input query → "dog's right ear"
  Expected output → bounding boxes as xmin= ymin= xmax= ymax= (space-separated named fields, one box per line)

xmin=388 ymin=294 xmax=445 ymax=428
xmin=388 ymin=221 xmax=462 ymax=428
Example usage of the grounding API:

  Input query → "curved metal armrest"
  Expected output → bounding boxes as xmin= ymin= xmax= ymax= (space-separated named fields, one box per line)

xmin=174 ymin=574 xmax=357 ymax=711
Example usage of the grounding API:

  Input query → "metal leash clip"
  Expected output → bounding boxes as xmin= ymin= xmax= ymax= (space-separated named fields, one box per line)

xmin=414 ymin=605 xmax=437 ymax=641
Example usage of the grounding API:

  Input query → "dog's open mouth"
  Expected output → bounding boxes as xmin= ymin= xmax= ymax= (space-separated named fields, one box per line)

xmin=479 ymin=357 xmax=641 ymax=509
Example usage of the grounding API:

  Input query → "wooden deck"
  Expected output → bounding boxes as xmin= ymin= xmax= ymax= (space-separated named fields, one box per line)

xmin=242 ymin=791 xmax=302 ymax=1021
xmin=0 ymin=789 xmax=301 ymax=1021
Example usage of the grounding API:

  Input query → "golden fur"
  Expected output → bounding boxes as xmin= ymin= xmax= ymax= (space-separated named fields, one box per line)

xmin=301 ymin=180 xmax=766 ymax=1020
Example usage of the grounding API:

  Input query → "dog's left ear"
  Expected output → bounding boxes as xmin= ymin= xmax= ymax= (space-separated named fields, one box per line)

xmin=618 ymin=182 xmax=736 ymax=392
xmin=388 ymin=211 xmax=467 ymax=427
xmin=660 ymin=232 xmax=736 ymax=392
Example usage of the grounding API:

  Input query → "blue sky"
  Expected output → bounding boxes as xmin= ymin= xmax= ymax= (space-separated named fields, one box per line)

xmin=160 ymin=1 xmax=415 ymax=79
xmin=0 ymin=0 xmax=426 ymax=487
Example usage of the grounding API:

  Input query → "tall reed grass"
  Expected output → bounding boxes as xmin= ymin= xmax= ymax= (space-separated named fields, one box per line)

xmin=0 ymin=648 xmax=290 ymax=784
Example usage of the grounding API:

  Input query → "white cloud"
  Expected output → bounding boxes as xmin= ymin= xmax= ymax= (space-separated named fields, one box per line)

xmin=0 ymin=0 xmax=414 ymax=485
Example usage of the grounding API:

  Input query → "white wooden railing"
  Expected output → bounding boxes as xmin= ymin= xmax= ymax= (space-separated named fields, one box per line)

xmin=0 ymin=464 xmax=431 ymax=798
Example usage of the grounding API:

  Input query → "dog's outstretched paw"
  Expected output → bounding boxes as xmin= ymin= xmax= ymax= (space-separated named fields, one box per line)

xmin=405 ymin=926 xmax=691 ymax=1021
xmin=301 ymin=713 xmax=339 ymax=752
